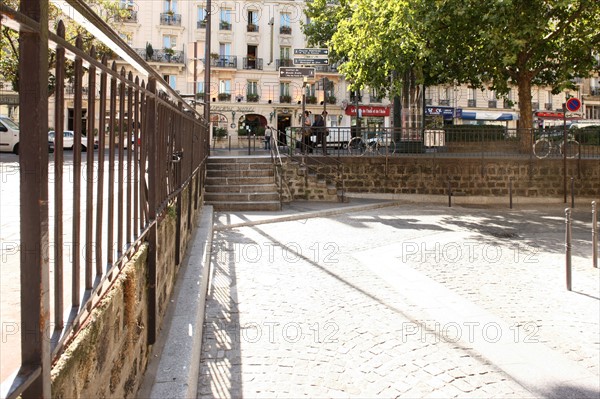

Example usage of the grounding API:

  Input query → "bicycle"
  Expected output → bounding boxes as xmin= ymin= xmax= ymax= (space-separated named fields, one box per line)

xmin=532 ymin=132 xmax=579 ymax=159
xmin=347 ymin=132 xmax=396 ymax=156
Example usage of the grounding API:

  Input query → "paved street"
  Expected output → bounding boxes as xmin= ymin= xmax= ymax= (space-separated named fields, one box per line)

xmin=198 ymin=201 xmax=600 ymax=398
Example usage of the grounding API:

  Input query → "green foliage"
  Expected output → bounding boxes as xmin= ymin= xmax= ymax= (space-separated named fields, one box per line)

xmin=214 ymin=127 xmax=228 ymax=138
xmin=303 ymin=0 xmax=600 ymax=132
xmin=0 ymin=0 xmax=130 ymax=94
xmin=572 ymin=126 xmax=600 ymax=145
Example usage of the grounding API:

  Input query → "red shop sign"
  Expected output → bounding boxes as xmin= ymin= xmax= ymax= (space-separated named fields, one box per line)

xmin=345 ymin=105 xmax=390 ymax=117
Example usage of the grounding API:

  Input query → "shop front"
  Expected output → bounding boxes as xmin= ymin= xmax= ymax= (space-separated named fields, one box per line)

xmin=460 ymin=110 xmax=519 ymax=127
xmin=344 ymin=105 xmax=391 ymax=132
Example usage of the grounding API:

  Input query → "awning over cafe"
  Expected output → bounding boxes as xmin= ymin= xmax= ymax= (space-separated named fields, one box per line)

xmin=461 ymin=111 xmax=518 ymax=121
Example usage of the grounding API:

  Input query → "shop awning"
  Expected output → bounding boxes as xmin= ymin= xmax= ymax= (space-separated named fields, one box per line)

xmin=461 ymin=111 xmax=518 ymax=121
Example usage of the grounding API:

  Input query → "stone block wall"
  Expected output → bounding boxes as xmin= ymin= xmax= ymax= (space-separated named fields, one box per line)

xmin=286 ymin=157 xmax=600 ymax=199
xmin=281 ymin=159 xmax=340 ymax=201
xmin=51 ymin=177 xmax=202 ymax=398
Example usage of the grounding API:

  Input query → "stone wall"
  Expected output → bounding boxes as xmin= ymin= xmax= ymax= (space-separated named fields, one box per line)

xmin=281 ymin=159 xmax=340 ymax=201
xmin=286 ymin=157 xmax=600 ymax=199
xmin=51 ymin=178 xmax=201 ymax=398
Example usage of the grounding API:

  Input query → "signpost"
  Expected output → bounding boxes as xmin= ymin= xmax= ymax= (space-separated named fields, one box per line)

xmin=279 ymin=67 xmax=315 ymax=78
xmin=293 ymin=58 xmax=329 ymax=65
xmin=293 ymin=48 xmax=329 ymax=56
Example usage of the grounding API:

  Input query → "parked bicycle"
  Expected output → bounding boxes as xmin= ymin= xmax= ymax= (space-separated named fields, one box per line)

xmin=347 ymin=131 xmax=396 ymax=156
xmin=533 ymin=131 xmax=579 ymax=159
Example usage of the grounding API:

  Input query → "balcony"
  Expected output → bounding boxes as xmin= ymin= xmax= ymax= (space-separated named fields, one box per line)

xmin=425 ymin=99 xmax=432 ymax=105
xmin=210 ymin=55 xmax=237 ymax=68
xmin=544 ymin=103 xmax=553 ymax=110
xmin=467 ymin=99 xmax=476 ymax=107
xmin=197 ymin=20 xmax=206 ymax=29
xmin=134 ymin=48 xmax=184 ymax=63
xmin=591 ymin=88 xmax=600 ymax=96
xmin=439 ymin=99 xmax=450 ymax=106
xmin=280 ymin=95 xmax=292 ymax=103
xmin=219 ymin=21 xmax=232 ymax=30
xmin=276 ymin=59 xmax=294 ymax=69
xmin=117 ymin=10 xmax=137 ymax=23
xmin=218 ymin=93 xmax=231 ymax=102
xmin=160 ymin=12 xmax=181 ymax=26
xmin=488 ymin=100 xmax=497 ymax=108
xmin=280 ymin=26 xmax=292 ymax=35
xmin=503 ymin=99 xmax=512 ymax=108
xmin=370 ymin=96 xmax=383 ymax=103
xmin=246 ymin=93 xmax=260 ymax=103
xmin=247 ymin=24 xmax=259 ymax=33
xmin=243 ymin=57 xmax=263 ymax=70
xmin=532 ymin=102 xmax=539 ymax=110
xmin=314 ymin=64 xmax=339 ymax=73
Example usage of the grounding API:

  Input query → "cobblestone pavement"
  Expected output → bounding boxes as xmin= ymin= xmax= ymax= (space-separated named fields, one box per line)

xmin=198 ymin=203 xmax=600 ymax=398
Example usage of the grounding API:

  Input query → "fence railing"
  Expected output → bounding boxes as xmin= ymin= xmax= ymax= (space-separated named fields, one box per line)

xmin=0 ymin=1 xmax=209 ymax=398
xmin=282 ymin=126 xmax=600 ymax=159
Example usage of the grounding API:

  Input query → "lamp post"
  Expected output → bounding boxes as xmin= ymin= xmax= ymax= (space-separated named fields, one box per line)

xmin=204 ymin=0 xmax=211 ymax=123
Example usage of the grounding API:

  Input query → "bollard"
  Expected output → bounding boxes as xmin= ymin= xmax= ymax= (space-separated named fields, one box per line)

xmin=571 ymin=177 xmax=575 ymax=209
xmin=565 ymin=208 xmax=572 ymax=291
xmin=592 ymin=201 xmax=598 ymax=268
xmin=509 ymin=177 xmax=513 ymax=209
xmin=447 ymin=178 xmax=452 ymax=208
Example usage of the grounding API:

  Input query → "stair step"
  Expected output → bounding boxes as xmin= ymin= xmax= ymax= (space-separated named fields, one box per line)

xmin=208 ymin=201 xmax=282 ymax=212
xmin=207 ymin=162 xmax=273 ymax=171
xmin=207 ymin=169 xmax=274 ymax=178
xmin=204 ymin=192 xmax=280 ymax=202
xmin=205 ymin=184 xmax=278 ymax=193
xmin=206 ymin=176 xmax=275 ymax=185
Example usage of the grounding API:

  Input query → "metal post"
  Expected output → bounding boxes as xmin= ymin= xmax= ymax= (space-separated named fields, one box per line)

xmin=448 ymin=178 xmax=452 ymax=208
xmin=509 ymin=177 xmax=513 ymax=209
xmin=593 ymin=201 xmax=598 ymax=268
xmin=563 ymin=103 xmax=567 ymax=203
xmin=570 ymin=177 xmax=575 ymax=208
xmin=565 ymin=208 xmax=572 ymax=291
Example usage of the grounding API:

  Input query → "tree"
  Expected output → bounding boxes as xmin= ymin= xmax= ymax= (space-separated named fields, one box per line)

xmin=0 ymin=0 xmax=130 ymax=94
xmin=304 ymin=0 xmax=600 ymax=149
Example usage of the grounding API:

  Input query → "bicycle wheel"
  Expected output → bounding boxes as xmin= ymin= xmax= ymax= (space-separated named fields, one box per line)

xmin=348 ymin=137 xmax=366 ymax=156
xmin=561 ymin=140 xmax=579 ymax=159
xmin=376 ymin=139 xmax=396 ymax=155
xmin=533 ymin=139 xmax=551 ymax=159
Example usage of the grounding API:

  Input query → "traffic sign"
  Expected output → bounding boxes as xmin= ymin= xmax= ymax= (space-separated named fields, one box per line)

xmin=294 ymin=48 xmax=329 ymax=57
xmin=293 ymin=58 xmax=329 ymax=65
xmin=279 ymin=67 xmax=315 ymax=78
xmin=566 ymin=97 xmax=581 ymax=112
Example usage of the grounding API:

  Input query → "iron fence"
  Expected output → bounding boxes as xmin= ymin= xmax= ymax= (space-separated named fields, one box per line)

xmin=0 ymin=1 xmax=209 ymax=397
xmin=284 ymin=126 xmax=600 ymax=159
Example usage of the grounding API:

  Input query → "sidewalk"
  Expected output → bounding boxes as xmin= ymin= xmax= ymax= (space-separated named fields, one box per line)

xmin=198 ymin=200 xmax=599 ymax=398
xmin=138 ymin=198 xmax=599 ymax=398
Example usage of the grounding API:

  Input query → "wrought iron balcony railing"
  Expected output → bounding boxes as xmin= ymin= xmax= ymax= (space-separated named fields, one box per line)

xmin=243 ymin=57 xmax=263 ymax=70
xmin=160 ymin=12 xmax=181 ymax=26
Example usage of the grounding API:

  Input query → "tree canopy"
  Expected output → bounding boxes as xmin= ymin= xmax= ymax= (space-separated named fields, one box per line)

xmin=0 ymin=0 xmax=130 ymax=93
xmin=303 ymin=0 xmax=600 ymax=131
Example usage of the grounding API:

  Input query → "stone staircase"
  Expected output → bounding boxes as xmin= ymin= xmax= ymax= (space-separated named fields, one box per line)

xmin=204 ymin=156 xmax=282 ymax=211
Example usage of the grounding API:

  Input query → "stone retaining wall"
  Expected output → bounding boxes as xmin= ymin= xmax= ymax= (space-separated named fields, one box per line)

xmin=51 ymin=177 xmax=201 ymax=398
xmin=288 ymin=157 xmax=599 ymax=199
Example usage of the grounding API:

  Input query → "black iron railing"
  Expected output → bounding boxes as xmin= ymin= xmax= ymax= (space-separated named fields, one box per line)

xmin=0 ymin=1 xmax=209 ymax=397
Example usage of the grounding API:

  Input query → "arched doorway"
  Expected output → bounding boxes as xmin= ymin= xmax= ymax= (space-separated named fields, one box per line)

xmin=238 ymin=113 xmax=267 ymax=137
xmin=277 ymin=112 xmax=292 ymax=146
xmin=210 ymin=113 xmax=229 ymax=139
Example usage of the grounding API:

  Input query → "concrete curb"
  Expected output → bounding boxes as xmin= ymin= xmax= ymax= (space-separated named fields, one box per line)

xmin=138 ymin=206 xmax=214 ymax=399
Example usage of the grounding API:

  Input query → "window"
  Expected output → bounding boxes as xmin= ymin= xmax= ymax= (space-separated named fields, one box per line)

xmin=119 ymin=0 xmax=134 ymax=9
xmin=370 ymin=87 xmax=382 ymax=102
xmin=247 ymin=81 xmax=258 ymax=95
xmin=163 ymin=35 xmax=177 ymax=49
xmin=220 ymin=8 xmax=232 ymax=30
xmin=280 ymin=82 xmax=291 ymax=101
xmin=196 ymin=82 xmax=205 ymax=94
xmin=163 ymin=74 xmax=176 ymax=89
xmin=197 ymin=6 xmax=206 ymax=28
xmin=219 ymin=43 xmax=231 ymax=56
xmin=164 ymin=0 xmax=177 ymax=13
xmin=248 ymin=10 xmax=259 ymax=31
xmin=119 ymin=32 xmax=132 ymax=46
xmin=219 ymin=80 xmax=231 ymax=94
xmin=280 ymin=12 xmax=291 ymax=27
xmin=280 ymin=46 xmax=290 ymax=60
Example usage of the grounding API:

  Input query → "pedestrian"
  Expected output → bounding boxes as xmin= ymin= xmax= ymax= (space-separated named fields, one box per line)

xmin=312 ymin=113 xmax=328 ymax=155
xmin=302 ymin=110 xmax=312 ymax=154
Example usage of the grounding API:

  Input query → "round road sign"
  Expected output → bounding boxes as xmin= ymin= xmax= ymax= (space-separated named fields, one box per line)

xmin=566 ymin=97 xmax=581 ymax=112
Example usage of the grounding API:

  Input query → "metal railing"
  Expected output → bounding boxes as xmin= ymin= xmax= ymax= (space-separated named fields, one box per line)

xmin=0 ymin=1 xmax=209 ymax=397
xmin=284 ymin=126 xmax=600 ymax=159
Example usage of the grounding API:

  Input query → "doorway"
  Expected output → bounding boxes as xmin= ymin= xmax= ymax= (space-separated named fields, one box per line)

xmin=277 ymin=114 xmax=291 ymax=146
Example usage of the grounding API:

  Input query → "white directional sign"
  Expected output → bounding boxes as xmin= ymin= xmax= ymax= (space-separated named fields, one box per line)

xmin=294 ymin=48 xmax=329 ymax=57
xmin=279 ymin=67 xmax=316 ymax=78
xmin=293 ymin=58 xmax=329 ymax=65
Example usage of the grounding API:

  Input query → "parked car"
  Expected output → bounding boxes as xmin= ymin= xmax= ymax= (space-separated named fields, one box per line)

xmin=48 ymin=130 xmax=98 ymax=151
xmin=1 ymin=115 xmax=54 ymax=154
xmin=0 ymin=115 xmax=20 ymax=154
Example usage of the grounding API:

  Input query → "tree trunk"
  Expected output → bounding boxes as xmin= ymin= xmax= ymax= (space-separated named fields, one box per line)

xmin=517 ymin=75 xmax=533 ymax=153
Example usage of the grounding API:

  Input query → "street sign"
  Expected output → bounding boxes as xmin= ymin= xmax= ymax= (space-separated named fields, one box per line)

xmin=279 ymin=67 xmax=315 ymax=78
xmin=293 ymin=58 xmax=329 ymax=65
xmin=566 ymin=97 xmax=581 ymax=112
xmin=294 ymin=48 xmax=329 ymax=57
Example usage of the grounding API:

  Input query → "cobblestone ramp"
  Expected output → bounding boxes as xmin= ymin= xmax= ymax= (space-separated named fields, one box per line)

xmin=198 ymin=204 xmax=600 ymax=398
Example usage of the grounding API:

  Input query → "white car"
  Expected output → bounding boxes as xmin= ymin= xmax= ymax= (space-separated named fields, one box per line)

xmin=0 ymin=115 xmax=20 ymax=154
xmin=48 ymin=130 xmax=98 ymax=151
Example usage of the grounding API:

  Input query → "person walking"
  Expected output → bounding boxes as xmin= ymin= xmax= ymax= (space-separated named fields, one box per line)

xmin=312 ymin=113 xmax=328 ymax=155
xmin=302 ymin=110 xmax=312 ymax=154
